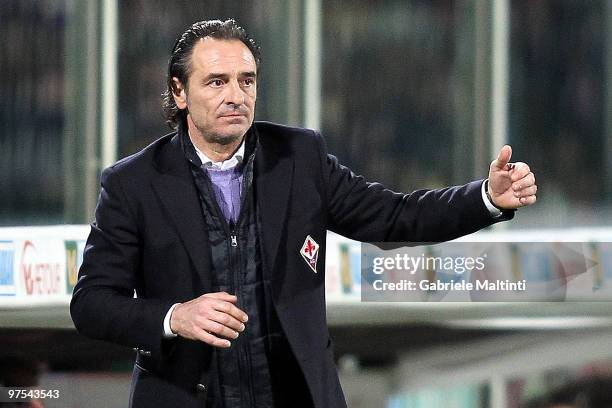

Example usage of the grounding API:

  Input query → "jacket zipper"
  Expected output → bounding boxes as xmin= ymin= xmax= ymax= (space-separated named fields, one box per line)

xmin=201 ymin=156 xmax=256 ymax=406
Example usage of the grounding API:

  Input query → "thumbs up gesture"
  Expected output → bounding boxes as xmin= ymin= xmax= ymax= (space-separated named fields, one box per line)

xmin=488 ymin=145 xmax=537 ymax=209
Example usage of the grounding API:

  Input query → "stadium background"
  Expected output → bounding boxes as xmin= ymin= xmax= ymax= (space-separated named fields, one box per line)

xmin=1 ymin=0 xmax=612 ymax=407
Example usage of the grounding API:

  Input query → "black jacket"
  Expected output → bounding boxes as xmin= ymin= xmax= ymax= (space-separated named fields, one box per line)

xmin=70 ymin=122 xmax=510 ymax=407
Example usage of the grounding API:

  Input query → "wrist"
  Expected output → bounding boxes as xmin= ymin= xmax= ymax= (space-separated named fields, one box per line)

xmin=164 ymin=303 xmax=181 ymax=338
xmin=485 ymin=179 xmax=504 ymax=211
xmin=169 ymin=303 xmax=180 ymax=334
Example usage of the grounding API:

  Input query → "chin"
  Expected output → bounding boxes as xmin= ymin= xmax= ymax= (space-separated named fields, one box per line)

xmin=207 ymin=129 xmax=246 ymax=146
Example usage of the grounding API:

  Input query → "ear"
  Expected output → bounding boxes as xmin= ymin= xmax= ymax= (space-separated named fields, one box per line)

xmin=171 ymin=77 xmax=187 ymax=109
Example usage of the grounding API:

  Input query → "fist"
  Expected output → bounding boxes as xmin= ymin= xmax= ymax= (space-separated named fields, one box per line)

xmin=170 ymin=292 xmax=249 ymax=348
xmin=488 ymin=145 xmax=537 ymax=209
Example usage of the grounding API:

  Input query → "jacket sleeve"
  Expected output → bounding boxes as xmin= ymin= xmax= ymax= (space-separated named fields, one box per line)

xmin=315 ymin=132 xmax=513 ymax=243
xmin=70 ymin=166 xmax=175 ymax=358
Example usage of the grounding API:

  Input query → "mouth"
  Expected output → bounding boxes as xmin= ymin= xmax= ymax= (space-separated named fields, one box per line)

xmin=219 ymin=114 xmax=247 ymax=124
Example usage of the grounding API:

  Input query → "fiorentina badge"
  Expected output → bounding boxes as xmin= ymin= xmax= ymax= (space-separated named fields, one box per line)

xmin=300 ymin=235 xmax=319 ymax=273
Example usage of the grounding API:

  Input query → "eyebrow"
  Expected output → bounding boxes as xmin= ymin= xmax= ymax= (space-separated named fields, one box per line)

xmin=203 ymin=71 xmax=257 ymax=81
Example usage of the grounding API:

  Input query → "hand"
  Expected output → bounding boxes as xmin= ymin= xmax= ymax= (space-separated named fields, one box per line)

xmin=170 ymin=291 xmax=248 ymax=348
xmin=488 ymin=145 xmax=537 ymax=209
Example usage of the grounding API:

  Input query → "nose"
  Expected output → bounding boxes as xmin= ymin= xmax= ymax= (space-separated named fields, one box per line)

xmin=225 ymin=79 xmax=245 ymax=106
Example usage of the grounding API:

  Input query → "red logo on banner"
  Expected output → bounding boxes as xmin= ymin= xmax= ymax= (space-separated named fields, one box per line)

xmin=21 ymin=240 xmax=62 ymax=295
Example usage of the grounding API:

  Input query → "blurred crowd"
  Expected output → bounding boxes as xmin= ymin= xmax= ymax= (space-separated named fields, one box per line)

xmin=0 ymin=0 xmax=609 ymax=226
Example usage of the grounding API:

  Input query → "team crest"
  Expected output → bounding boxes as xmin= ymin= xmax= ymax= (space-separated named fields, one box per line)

xmin=300 ymin=235 xmax=319 ymax=273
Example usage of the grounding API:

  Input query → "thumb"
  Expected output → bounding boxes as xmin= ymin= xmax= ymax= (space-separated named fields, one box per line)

xmin=491 ymin=145 xmax=512 ymax=170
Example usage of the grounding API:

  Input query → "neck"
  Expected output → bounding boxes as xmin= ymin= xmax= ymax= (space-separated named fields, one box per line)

xmin=193 ymin=136 xmax=243 ymax=163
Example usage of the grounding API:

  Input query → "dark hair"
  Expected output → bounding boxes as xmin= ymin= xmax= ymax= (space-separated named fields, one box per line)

xmin=162 ymin=19 xmax=261 ymax=129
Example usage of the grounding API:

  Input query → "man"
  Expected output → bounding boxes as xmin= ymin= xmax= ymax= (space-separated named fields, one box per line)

xmin=70 ymin=19 xmax=536 ymax=408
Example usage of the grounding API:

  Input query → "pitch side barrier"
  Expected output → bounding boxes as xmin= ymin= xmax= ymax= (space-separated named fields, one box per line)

xmin=1 ymin=225 xmax=611 ymax=326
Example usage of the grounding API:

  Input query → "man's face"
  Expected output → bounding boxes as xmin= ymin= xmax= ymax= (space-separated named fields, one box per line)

xmin=172 ymin=38 xmax=257 ymax=145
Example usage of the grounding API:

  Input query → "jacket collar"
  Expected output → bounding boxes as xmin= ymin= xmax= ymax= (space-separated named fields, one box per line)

xmin=150 ymin=125 xmax=212 ymax=289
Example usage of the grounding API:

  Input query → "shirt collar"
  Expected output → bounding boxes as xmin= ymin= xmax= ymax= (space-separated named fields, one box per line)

xmin=190 ymin=133 xmax=245 ymax=171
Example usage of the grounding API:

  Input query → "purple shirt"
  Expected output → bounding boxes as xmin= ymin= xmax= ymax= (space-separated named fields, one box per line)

xmin=190 ymin=136 xmax=246 ymax=225
xmin=203 ymin=166 xmax=243 ymax=224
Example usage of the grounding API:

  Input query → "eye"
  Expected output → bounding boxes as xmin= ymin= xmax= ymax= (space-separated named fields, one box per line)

xmin=243 ymin=78 xmax=255 ymax=87
xmin=208 ymin=79 xmax=224 ymax=87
